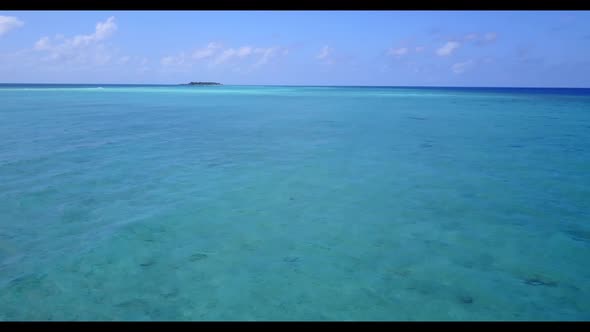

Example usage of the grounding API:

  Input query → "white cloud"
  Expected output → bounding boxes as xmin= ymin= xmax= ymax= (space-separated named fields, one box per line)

xmin=33 ymin=17 xmax=118 ymax=66
xmin=138 ymin=57 xmax=150 ymax=73
xmin=34 ymin=36 xmax=51 ymax=51
xmin=117 ymin=55 xmax=131 ymax=65
xmin=0 ymin=16 xmax=24 ymax=37
xmin=70 ymin=16 xmax=117 ymax=47
xmin=253 ymin=47 xmax=281 ymax=66
xmin=162 ymin=42 xmax=287 ymax=69
xmin=236 ymin=46 xmax=253 ymax=57
xmin=117 ymin=55 xmax=149 ymax=69
xmin=95 ymin=17 xmax=117 ymax=39
xmin=191 ymin=42 xmax=222 ymax=60
xmin=213 ymin=48 xmax=237 ymax=65
xmin=211 ymin=45 xmax=276 ymax=66
xmin=463 ymin=32 xmax=497 ymax=45
xmin=161 ymin=52 xmax=187 ymax=66
xmin=451 ymin=59 xmax=474 ymax=74
xmin=483 ymin=32 xmax=497 ymax=42
xmin=316 ymin=45 xmax=336 ymax=64
xmin=1 ymin=18 xmax=156 ymax=77
xmin=317 ymin=45 xmax=333 ymax=60
xmin=388 ymin=47 xmax=408 ymax=57
xmin=212 ymin=46 xmax=278 ymax=66
xmin=160 ymin=56 xmax=173 ymax=66
xmin=436 ymin=41 xmax=460 ymax=56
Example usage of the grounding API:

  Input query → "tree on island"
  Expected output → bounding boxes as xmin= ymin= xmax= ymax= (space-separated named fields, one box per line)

xmin=186 ymin=82 xmax=222 ymax=86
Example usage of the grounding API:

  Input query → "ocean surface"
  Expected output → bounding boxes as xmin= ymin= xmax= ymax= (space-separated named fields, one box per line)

xmin=0 ymin=84 xmax=589 ymax=320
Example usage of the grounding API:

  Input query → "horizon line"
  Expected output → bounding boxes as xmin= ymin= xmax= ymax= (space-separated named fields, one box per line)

xmin=1 ymin=83 xmax=589 ymax=89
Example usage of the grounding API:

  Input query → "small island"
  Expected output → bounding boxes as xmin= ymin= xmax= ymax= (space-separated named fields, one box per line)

xmin=184 ymin=82 xmax=222 ymax=86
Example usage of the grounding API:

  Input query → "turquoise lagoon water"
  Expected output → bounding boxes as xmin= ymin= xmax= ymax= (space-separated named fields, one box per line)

xmin=0 ymin=84 xmax=589 ymax=320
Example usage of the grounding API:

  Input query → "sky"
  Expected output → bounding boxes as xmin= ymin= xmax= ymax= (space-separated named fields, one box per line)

xmin=0 ymin=11 xmax=589 ymax=87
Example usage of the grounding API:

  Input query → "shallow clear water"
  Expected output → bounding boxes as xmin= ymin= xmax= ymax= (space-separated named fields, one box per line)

xmin=0 ymin=84 xmax=589 ymax=320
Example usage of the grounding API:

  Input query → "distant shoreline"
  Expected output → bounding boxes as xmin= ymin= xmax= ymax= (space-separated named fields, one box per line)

xmin=0 ymin=83 xmax=589 ymax=90
xmin=183 ymin=82 xmax=222 ymax=86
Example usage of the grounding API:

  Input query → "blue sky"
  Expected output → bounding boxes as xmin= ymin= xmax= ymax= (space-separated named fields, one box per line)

xmin=0 ymin=11 xmax=589 ymax=87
